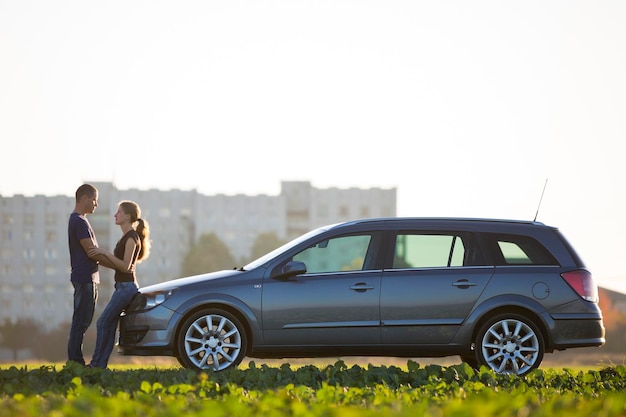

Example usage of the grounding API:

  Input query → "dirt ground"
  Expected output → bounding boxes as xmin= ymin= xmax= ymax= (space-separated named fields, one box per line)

xmin=104 ymin=346 xmax=625 ymax=370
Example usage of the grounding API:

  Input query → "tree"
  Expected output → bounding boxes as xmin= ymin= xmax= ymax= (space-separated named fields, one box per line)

xmin=35 ymin=321 xmax=97 ymax=362
xmin=597 ymin=288 xmax=626 ymax=352
xmin=0 ymin=318 xmax=44 ymax=361
xmin=247 ymin=232 xmax=286 ymax=263
xmin=181 ymin=232 xmax=236 ymax=276
xmin=598 ymin=288 xmax=624 ymax=331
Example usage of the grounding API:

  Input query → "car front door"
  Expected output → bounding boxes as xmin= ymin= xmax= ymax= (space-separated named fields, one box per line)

xmin=262 ymin=232 xmax=383 ymax=346
xmin=380 ymin=231 xmax=494 ymax=344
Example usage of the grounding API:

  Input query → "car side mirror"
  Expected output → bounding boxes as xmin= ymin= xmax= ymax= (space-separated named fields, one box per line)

xmin=277 ymin=261 xmax=307 ymax=278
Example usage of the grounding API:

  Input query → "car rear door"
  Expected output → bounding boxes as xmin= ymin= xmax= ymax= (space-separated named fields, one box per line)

xmin=262 ymin=232 xmax=383 ymax=346
xmin=380 ymin=231 xmax=494 ymax=344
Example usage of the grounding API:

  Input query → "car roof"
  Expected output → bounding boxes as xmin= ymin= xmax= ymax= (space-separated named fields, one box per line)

xmin=329 ymin=217 xmax=550 ymax=229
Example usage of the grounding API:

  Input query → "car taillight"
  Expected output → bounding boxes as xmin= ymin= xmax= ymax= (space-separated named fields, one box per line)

xmin=561 ymin=270 xmax=598 ymax=302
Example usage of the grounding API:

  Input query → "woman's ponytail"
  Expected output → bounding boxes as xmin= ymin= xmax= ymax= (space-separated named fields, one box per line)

xmin=135 ymin=217 xmax=151 ymax=262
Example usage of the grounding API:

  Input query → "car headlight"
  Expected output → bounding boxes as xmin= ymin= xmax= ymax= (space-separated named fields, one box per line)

xmin=126 ymin=288 xmax=178 ymax=312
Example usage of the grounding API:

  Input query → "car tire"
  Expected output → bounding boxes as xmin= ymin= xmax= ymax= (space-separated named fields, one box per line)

xmin=475 ymin=313 xmax=544 ymax=376
xmin=176 ymin=308 xmax=247 ymax=371
xmin=459 ymin=352 xmax=479 ymax=370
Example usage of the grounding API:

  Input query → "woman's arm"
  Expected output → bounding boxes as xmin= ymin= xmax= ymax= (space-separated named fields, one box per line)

xmin=89 ymin=238 xmax=137 ymax=273
xmin=93 ymin=252 xmax=118 ymax=270
xmin=80 ymin=237 xmax=118 ymax=269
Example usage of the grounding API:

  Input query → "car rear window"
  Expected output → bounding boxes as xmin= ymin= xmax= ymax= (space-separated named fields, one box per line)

xmin=482 ymin=233 xmax=558 ymax=266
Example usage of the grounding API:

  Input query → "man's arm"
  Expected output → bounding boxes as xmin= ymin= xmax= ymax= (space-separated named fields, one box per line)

xmin=79 ymin=237 xmax=116 ymax=269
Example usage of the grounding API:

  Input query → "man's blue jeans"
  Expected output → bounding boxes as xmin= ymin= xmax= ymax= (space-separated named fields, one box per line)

xmin=67 ymin=281 xmax=98 ymax=365
xmin=90 ymin=281 xmax=138 ymax=368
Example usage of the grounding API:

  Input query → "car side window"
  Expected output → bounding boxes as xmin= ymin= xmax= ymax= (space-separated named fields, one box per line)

xmin=393 ymin=233 xmax=467 ymax=268
xmin=484 ymin=233 xmax=558 ymax=266
xmin=498 ymin=241 xmax=533 ymax=264
xmin=293 ymin=234 xmax=373 ymax=274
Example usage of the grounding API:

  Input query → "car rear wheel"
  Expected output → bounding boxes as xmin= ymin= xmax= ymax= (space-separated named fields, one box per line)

xmin=475 ymin=313 xmax=544 ymax=376
xmin=176 ymin=309 xmax=247 ymax=371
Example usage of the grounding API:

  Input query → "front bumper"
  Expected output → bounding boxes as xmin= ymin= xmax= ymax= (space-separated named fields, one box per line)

xmin=117 ymin=306 xmax=182 ymax=357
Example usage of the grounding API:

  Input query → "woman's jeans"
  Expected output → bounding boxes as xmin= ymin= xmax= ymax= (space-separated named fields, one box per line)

xmin=90 ymin=281 xmax=138 ymax=368
xmin=68 ymin=281 xmax=98 ymax=365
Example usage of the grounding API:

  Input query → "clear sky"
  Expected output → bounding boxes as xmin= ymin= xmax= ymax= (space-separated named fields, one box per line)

xmin=1 ymin=1 xmax=625 ymax=293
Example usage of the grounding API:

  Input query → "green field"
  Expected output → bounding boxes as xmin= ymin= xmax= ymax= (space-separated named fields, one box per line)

xmin=1 ymin=361 xmax=625 ymax=416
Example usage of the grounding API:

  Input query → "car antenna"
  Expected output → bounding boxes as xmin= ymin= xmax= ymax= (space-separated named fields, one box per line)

xmin=533 ymin=178 xmax=548 ymax=222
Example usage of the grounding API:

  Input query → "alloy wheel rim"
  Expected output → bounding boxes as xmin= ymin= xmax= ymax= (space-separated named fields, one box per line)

xmin=184 ymin=314 xmax=242 ymax=371
xmin=481 ymin=319 xmax=539 ymax=375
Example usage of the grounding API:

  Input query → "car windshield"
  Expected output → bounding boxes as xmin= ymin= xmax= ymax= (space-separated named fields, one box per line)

xmin=243 ymin=225 xmax=336 ymax=270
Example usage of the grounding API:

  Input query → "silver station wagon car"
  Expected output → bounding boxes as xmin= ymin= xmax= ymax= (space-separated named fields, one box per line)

xmin=118 ymin=218 xmax=605 ymax=375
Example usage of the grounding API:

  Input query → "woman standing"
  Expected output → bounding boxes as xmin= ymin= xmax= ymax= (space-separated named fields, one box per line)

xmin=88 ymin=200 xmax=151 ymax=369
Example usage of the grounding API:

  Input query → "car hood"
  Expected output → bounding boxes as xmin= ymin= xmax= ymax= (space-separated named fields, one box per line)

xmin=138 ymin=269 xmax=241 ymax=293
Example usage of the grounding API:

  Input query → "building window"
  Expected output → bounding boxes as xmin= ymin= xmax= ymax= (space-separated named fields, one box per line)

xmin=24 ymin=213 xmax=34 ymax=226
xmin=46 ymin=231 xmax=57 ymax=242
xmin=1 ymin=248 xmax=14 ymax=260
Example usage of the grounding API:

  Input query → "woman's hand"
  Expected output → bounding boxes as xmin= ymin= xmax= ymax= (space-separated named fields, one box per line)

xmin=88 ymin=247 xmax=119 ymax=270
xmin=88 ymin=247 xmax=106 ymax=257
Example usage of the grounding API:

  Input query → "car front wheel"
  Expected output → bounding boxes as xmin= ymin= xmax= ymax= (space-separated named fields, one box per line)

xmin=176 ymin=309 xmax=247 ymax=371
xmin=475 ymin=313 xmax=544 ymax=376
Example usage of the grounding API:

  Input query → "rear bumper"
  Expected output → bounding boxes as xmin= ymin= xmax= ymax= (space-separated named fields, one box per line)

xmin=549 ymin=314 xmax=605 ymax=350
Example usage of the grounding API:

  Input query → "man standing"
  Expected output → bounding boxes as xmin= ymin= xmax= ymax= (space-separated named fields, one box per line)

xmin=67 ymin=183 xmax=100 ymax=365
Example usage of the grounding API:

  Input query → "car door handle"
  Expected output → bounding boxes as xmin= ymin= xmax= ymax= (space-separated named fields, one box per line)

xmin=452 ymin=279 xmax=477 ymax=288
xmin=350 ymin=283 xmax=375 ymax=292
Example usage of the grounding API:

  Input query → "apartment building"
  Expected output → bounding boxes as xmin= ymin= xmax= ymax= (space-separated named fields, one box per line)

xmin=0 ymin=181 xmax=396 ymax=330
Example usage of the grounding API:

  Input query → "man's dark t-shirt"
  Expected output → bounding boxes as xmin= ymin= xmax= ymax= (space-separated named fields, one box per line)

xmin=68 ymin=212 xmax=100 ymax=284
